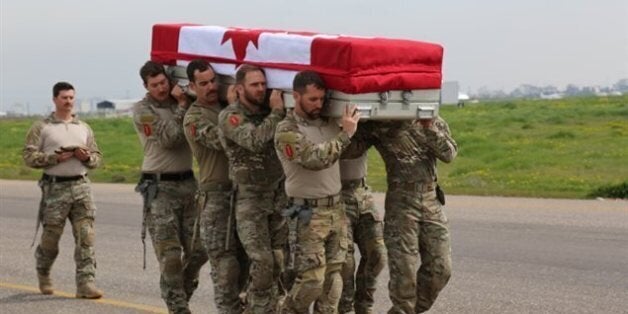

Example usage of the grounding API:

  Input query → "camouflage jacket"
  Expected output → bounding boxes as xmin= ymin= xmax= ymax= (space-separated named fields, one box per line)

xmin=218 ymin=102 xmax=285 ymax=187
xmin=23 ymin=113 xmax=102 ymax=174
xmin=364 ymin=117 xmax=457 ymax=185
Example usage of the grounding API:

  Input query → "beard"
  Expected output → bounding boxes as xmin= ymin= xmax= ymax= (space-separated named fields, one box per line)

xmin=304 ymin=108 xmax=321 ymax=120
xmin=243 ymin=89 xmax=265 ymax=107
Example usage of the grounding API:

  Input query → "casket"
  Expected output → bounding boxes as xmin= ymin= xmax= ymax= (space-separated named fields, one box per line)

xmin=152 ymin=24 xmax=444 ymax=119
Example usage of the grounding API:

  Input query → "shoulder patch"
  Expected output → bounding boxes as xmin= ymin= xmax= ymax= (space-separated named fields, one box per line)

xmin=143 ymin=124 xmax=152 ymax=136
xmin=284 ymin=144 xmax=294 ymax=159
xmin=189 ymin=123 xmax=197 ymax=137
xmin=229 ymin=114 xmax=241 ymax=127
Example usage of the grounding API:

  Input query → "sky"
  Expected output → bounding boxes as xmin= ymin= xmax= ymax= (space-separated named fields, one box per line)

xmin=1 ymin=0 xmax=627 ymax=113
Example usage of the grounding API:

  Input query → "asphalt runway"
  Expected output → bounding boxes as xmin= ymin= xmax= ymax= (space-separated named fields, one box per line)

xmin=1 ymin=179 xmax=627 ymax=313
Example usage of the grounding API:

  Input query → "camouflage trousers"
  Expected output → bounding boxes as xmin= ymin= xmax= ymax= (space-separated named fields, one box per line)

xmin=281 ymin=200 xmax=348 ymax=314
xmin=235 ymin=183 xmax=288 ymax=314
xmin=145 ymin=178 xmax=209 ymax=314
xmin=384 ymin=185 xmax=452 ymax=314
xmin=35 ymin=177 xmax=97 ymax=285
xmin=339 ymin=181 xmax=387 ymax=314
xmin=198 ymin=184 xmax=248 ymax=314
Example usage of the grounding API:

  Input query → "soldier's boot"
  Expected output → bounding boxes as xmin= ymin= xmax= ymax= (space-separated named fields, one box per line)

xmin=76 ymin=281 xmax=103 ymax=299
xmin=37 ymin=273 xmax=54 ymax=295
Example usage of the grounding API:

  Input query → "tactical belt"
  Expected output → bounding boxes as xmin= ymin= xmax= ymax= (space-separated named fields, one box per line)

xmin=199 ymin=181 xmax=232 ymax=192
xmin=341 ymin=178 xmax=366 ymax=190
xmin=42 ymin=173 xmax=85 ymax=183
xmin=389 ymin=181 xmax=435 ymax=193
xmin=290 ymin=194 xmax=342 ymax=207
xmin=141 ymin=170 xmax=194 ymax=181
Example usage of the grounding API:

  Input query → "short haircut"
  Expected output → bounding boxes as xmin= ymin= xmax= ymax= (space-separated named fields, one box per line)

xmin=235 ymin=64 xmax=265 ymax=85
xmin=186 ymin=59 xmax=214 ymax=82
xmin=53 ymin=82 xmax=74 ymax=97
xmin=139 ymin=61 xmax=167 ymax=84
xmin=293 ymin=70 xmax=326 ymax=94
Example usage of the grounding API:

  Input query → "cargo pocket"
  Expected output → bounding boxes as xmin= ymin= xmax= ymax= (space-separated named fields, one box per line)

xmin=420 ymin=190 xmax=447 ymax=224
xmin=296 ymin=249 xmax=326 ymax=273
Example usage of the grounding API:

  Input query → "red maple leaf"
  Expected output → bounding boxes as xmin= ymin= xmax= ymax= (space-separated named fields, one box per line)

xmin=221 ymin=28 xmax=266 ymax=62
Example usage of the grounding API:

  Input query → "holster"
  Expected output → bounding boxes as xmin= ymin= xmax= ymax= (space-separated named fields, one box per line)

xmin=225 ymin=185 xmax=238 ymax=250
xmin=135 ymin=178 xmax=158 ymax=269
xmin=281 ymin=204 xmax=313 ymax=270
xmin=436 ymin=184 xmax=446 ymax=206
xmin=31 ymin=179 xmax=49 ymax=248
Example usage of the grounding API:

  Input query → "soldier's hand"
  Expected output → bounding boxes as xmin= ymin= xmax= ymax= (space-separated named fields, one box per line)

xmin=57 ymin=151 xmax=74 ymax=163
xmin=171 ymin=85 xmax=189 ymax=109
xmin=269 ymin=90 xmax=285 ymax=111
xmin=74 ymin=148 xmax=90 ymax=162
xmin=341 ymin=104 xmax=360 ymax=137
xmin=226 ymin=85 xmax=238 ymax=105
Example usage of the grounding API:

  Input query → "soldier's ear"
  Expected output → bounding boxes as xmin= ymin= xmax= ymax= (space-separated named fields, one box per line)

xmin=293 ymin=91 xmax=301 ymax=103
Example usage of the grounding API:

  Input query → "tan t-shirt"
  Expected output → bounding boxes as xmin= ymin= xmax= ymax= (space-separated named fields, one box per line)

xmin=23 ymin=113 xmax=102 ymax=176
xmin=183 ymin=102 xmax=229 ymax=188
xmin=133 ymin=95 xmax=193 ymax=173
xmin=340 ymin=152 xmax=367 ymax=181
xmin=275 ymin=112 xmax=351 ymax=199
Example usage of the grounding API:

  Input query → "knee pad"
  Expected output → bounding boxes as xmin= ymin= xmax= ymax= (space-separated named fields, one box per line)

xmin=74 ymin=219 xmax=95 ymax=247
xmin=40 ymin=226 xmax=64 ymax=250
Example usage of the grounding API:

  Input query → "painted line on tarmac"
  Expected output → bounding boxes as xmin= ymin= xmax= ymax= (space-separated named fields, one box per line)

xmin=0 ymin=281 xmax=167 ymax=313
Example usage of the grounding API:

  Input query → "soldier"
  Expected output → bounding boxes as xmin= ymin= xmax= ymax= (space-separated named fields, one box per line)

xmin=218 ymin=64 xmax=288 ymax=313
xmin=23 ymin=81 xmax=103 ymax=299
xmin=133 ymin=61 xmax=208 ymax=314
xmin=274 ymin=70 xmax=360 ymax=313
xmin=338 ymin=150 xmax=387 ymax=314
xmin=183 ymin=59 xmax=247 ymax=313
xmin=368 ymin=116 xmax=457 ymax=314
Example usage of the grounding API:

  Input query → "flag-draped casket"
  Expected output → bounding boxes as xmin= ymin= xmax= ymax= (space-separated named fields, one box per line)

xmin=151 ymin=24 xmax=444 ymax=119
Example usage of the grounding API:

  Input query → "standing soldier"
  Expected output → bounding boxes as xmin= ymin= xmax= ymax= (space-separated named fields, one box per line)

xmin=218 ymin=64 xmax=287 ymax=313
xmin=274 ymin=71 xmax=360 ymax=313
xmin=23 ymin=81 xmax=103 ymax=299
xmin=183 ymin=59 xmax=247 ymax=313
xmin=133 ymin=61 xmax=208 ymax=314
xmin=338 ymin=150 xmax=387 ymax=314
xmin=369 ymin=116 xmax=457 ymax=314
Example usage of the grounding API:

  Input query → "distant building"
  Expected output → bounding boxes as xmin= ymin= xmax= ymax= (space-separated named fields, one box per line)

xmin=540 ymin=93 xmax=563 ymax=100
xmin=96 ymin=99 xmax=139 ymax=117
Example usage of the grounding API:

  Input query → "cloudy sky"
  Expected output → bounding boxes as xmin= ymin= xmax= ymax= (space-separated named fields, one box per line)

xmin=1 ymin=0 xmax=627 ymax=113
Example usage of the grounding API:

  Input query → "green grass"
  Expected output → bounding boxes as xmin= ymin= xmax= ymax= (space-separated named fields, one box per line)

xmin=2 ymin=95 xmax=627 ymax=198
xmin=0 ymin=117 xmax=143 ymax=183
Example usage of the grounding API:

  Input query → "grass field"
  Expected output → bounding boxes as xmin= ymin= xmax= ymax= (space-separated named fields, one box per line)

xmin=1 ymin=95 xmax=626 ymax=198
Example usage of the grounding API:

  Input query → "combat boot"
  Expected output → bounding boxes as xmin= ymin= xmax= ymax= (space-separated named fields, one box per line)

xmin=76 ymin=281 xmax=103 ymax=299
xmin=37 ymin=273 xmax=53 ymax=295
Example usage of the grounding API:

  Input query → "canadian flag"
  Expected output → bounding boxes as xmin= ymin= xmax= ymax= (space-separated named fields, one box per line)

xmin=151 ymin=24 xmax=443 ymax=93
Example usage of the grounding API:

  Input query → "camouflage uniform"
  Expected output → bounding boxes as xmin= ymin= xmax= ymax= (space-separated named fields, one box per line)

xmin=23 ymin=113 xmax=102 ymax=287
xmin=367 ymin=118 xmax=457 ymax=314
xmin=133 ymin=95 xmax=208 ymax=314
xmin=184 ymin=102 xmax=248 ymax=314
xmin=218 ymin=102 xmax=288 ymax=313
xmin=274 ymin=111 xmax=351 ymax=314
xmin=338 ymin=154 xmax=386 ymax=314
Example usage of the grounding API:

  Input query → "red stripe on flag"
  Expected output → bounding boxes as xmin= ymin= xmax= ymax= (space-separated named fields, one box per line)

xmin=151 ymin=23 xmax=198 ymax=65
